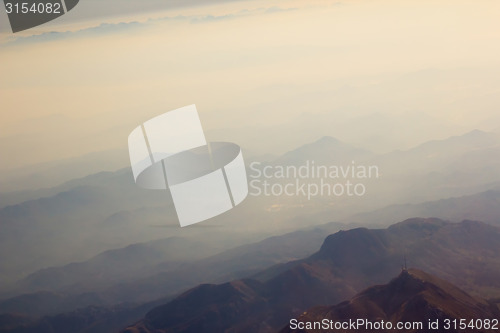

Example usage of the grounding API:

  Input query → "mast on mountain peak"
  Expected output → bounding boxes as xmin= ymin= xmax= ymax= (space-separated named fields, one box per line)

xmin=401 ymin=254 xmax=408 ymax=272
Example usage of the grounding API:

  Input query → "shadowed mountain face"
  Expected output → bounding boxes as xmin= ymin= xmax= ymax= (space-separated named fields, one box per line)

xmin=280 ymin=269 xmax=500 ymax=333
xmin=122 ymin=219 xmax=500 ymax=333
xmin=0 ymin=300 xmax=172 ymax=333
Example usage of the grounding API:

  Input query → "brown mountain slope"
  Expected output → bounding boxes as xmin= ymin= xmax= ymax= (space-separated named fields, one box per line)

xmin=122 ymin=219 xmax=500 ymax=333
xmin=281 ymin=269 xmax=500 ymax=333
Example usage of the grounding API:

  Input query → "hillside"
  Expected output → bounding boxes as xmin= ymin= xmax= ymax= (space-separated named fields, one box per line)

xmin=122 ymin=219 xmax=500 ymax=333
xmin=281 ymin=269 xmax=500 ymax=333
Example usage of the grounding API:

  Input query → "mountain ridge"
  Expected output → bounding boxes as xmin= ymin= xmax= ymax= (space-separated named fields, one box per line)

xmin=122 ymin=218 xmax=500 ymax=333
xmin=281 ymin=268 xmax=500 ymax=333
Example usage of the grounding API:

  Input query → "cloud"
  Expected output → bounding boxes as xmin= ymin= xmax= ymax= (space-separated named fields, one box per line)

xmin=5 ymin=22 xmax=143 ymax=45
xmin=265 ymin=6 xmax=297 ymax=14
xmin=190 ymin=14 xmax=236 ymax=23
xmin=3 ymin=5 xmax=300 ymax=46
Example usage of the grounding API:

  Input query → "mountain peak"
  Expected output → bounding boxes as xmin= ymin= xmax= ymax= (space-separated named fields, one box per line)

xmin=282 ymin=269 xmax=499 ymax=333
xmin=463 ymin=128 xmax=488 ymax=137
xmin=315 ymin=136 xmax=341 ymax=144
xmin=354 ymin=267 xmax=493 ymax=317
xmin=314 ymin=228 xmax=389 ymax=265
xmin=122 ymin=218 xmax=500 ymax=333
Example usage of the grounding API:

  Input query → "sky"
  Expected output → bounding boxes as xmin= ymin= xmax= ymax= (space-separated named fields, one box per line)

xmin=1 ymin=0 xmax=500 ymax=178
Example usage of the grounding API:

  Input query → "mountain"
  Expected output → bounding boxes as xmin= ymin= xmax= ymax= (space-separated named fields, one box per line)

xmin=8 ymin=222 xmax=350 ymax=308
xmin=274 ymin=136 xmax=374 ymax=165
xmin=1 ymin=129 xmax=499 ymax=305
xmin=0 ymin=223 xmax=355 ymax=332
xmin=14 ymin=237 xmax=223 ymax=296
xmin=1 ymin=129 xmax=498 ymax=287
xmin=122 ymin=219 xmax=500 ymax=333
xmin=0 ymin=168 xmax=275 ymax=286
xmin=0 ymin=291 xmax=105 ymax=318
xmin=259 ymin=130 xmax=500 ymax=213
xmin=280 ymin=269 xmax=500 ymax=333
xmin=372 ymin=129 xmax=499 ymax=175
xmin=0 ymin=170 xmax=181 ymax=285
xmin=364 ymin=129 xmax=500 ymax=205
xmin=350 ymin=190 xmax=500 ymax=227
xmin=0 ymin=298 xmax=172 ymax=333
xmin=0 ymin=149 xmax=128 ymax=198
xmin=0 ymin=135 xmax=380 ymax=289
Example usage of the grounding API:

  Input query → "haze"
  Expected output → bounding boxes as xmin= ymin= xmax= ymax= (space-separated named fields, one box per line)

xmin=1 ymin=0 xmax=499 ymax=186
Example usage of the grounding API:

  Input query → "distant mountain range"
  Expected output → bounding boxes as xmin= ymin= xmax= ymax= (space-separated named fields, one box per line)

xmin=280 ymin=269 xmax=500 ymax=333
xmin=8 ymin=189 xmax=500 ymax=313
xmin=274 ymin=136 xmax=374 ymax=165
xmin=2 ymin=222 xmax=351 ymax=314
xmin=371 ymin=129 xmax=499 ymax=174
xmin=350 ymin=189 xmax=500 ymax=227
xmin=0 ymin=130 xmax=498 ymax=286
xmin=0 ymin=129 xmax=499 ymax=332
xmin=14 ymin=237 xmax=223 ymax=297
xmin=2 ymin=182 xmax=500 ymax=311
xmin=0 ymin=149 xmax=129 ymax=195
xmin=121 ymin=218 xmax=500 ymax=333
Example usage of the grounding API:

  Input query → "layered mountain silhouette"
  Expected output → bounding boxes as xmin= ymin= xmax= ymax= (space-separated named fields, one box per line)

xmin=280 ymin=269 xmax=500 ymax=333
xmin=10 ymin=188 xmax=500 ymax=311
xmin=370 ymin=129 xmax=499 ymax=175
xmin=0 ymin=300 xmax=170 ymax=333
xmin=6 ymin=185 xmax=500 ymax=313
xmin=122 ymin=218 xmax=500 ymax=333
xmin=350 ymin=190 xmax=500 ymax=227
xmin=3 ymin=223 xmax=347 ymax=312
xmin=1 ymin=130 xmax=499 ymax=332
xmin=14 ymin=237 xmax=224 ymax=298
xmin=275 ymin=136 xmax=374 ymax=165
xmin=1 ymin=130 xmax=499 ymax=287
